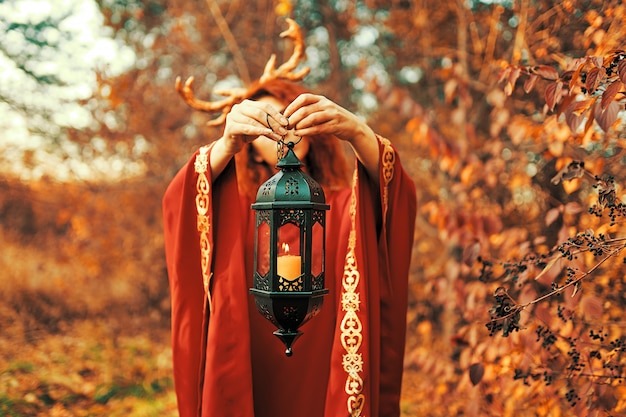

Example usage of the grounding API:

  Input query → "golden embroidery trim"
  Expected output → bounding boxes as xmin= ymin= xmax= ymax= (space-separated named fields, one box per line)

xmin=340 ymin=136 xmax=395 ymax=417
xmin=194 ymin=145 xmax=214 ymax=312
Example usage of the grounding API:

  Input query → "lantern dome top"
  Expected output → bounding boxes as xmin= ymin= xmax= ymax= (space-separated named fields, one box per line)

xmin=253 ymin=145 xmax=327 ymax=207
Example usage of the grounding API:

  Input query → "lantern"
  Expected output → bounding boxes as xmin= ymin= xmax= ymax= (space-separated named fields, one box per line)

xmin=250 ymin=140 xmax=329 ymax=356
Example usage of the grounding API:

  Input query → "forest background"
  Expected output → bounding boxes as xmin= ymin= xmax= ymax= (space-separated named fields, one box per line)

xmin=1 ymin=0 xmax=626 ymax=416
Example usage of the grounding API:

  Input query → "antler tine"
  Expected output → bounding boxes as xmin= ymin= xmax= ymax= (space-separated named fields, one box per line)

xmin=175 ymin=76 xmax=248 ymax=125
xmin=260 ymin=18 xmax=310 ymax=83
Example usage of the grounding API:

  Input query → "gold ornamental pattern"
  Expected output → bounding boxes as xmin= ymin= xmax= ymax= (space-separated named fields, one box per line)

xmin=194 ymin=145 xmax=214 ymax=312
xmin=378 ymin=135 xmax=395 ymax=218
xmin=341 ymin=166 xmax=365 ymax=417
xmin=339 ymin=136 xmax=395 ymax=416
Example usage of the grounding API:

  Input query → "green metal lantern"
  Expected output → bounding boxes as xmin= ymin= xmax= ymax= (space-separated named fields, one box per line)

xmin=250 ymin=141 xmax=329 ymax=356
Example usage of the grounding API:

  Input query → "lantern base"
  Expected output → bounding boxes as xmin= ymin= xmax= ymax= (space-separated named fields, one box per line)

xmin=273 ymin=329 xmax=303 ymax=357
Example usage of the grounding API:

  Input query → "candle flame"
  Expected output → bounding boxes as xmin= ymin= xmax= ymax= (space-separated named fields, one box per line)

xmin=282 ymin=243 xmax=290 ymax=254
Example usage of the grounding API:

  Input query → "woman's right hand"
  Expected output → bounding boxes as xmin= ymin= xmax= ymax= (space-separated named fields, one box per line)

xmin=209 ymin=99 xmax=289 ymax=178
xmin=221 ymin=99 xmax=289 ymax=156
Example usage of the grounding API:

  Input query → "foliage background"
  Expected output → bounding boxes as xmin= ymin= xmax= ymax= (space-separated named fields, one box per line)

xmin=1 ymin=0 xmax=626 ymax=416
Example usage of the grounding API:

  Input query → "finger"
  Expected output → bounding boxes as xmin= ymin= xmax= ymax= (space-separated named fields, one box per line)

xmin=292 ymin=120 xmax=335 ymax=138
xmin=266 ymin=113 xmax=289 ymax=135
xmin=226 ymin=118 xmax=283 ymax=142
xmin=282 ymin=93 xmax=320 ymax=119
xmin=249 ymin=100 xmax=289 ymax=129
xmin=289 ymin=107 xmax=335 ymax=131
xmin=229 ymin=105 xmax=282 ymax=135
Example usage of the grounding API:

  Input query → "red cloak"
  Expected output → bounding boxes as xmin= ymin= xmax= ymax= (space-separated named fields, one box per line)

xmin=163 ymin=136 xmax=416 ymax=417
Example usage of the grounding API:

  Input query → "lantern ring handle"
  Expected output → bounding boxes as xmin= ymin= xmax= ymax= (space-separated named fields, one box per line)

xmin=266 ymin=113 xmax=273 ymax=132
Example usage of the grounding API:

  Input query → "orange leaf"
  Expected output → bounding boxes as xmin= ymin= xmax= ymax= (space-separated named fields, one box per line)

xmin=569 ymin=60 xmax=587 ymax=90
xmin=534 ymin=255 xmax=562 ymax=282
xmin=583 ymin=99 xmax=597 ymax=134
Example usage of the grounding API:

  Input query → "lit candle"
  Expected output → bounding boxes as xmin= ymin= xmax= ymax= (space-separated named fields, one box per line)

xmin=277 ymin=244 xmax=301 ymax=281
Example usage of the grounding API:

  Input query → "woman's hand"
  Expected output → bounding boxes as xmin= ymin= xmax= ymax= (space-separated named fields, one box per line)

xmin=283 ymin=93 xmax=380 ymax=183
xmin=210 ymin=99 xmax=288 ymax=178
xmin=281 ymin=93 xmax=366 ymax=143
xmin=222 ymin=99 xmax=289 ymax=155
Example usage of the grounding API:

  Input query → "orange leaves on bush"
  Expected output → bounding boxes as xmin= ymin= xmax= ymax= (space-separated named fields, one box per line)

xmin=407 ymin=116 xmax=460 ymax=172
xmin=501 ymin=51 xmax=625 ymax=135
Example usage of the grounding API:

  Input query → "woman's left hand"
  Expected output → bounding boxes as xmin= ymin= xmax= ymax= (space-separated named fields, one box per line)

xmin=282 ymin=93 xmax=367 ymax=144
xmin=283 ymin=93 xmax=380 ymax=184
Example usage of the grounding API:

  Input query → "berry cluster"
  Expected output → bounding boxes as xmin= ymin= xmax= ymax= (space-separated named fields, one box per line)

xmin=605 ymin=52 xmax=625 ymax=77
xmin=486 ymin=288 xmax=521 ymax=337
xmin=588 ymin=176 xmax=626 ymax=226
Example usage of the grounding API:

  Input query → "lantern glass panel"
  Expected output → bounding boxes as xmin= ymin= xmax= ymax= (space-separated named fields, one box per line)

xmin=256 ymin=218 xmax=270 ymax=277
xmin=311 ymin=220 xmax=323 ymax=278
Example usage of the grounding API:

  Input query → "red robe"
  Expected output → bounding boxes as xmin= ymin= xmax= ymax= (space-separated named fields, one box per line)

xmin=163 ymin=136 xmax=416 ymax=417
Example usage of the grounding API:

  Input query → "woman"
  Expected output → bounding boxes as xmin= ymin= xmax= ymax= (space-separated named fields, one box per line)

xmin=163 ymin=21 xmax=416 ymax=417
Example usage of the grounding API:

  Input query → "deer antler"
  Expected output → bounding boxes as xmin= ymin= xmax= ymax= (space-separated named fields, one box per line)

xmin=260 ymin=18 xmax=310 ymax=83
xmin=175 ymin=76 xmax=249 ymax=126
xmin=175 ymin=18 xmax=309 ymax=126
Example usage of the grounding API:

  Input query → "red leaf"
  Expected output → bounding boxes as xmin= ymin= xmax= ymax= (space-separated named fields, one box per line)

xmin=569 ymin=63 xmax=584 ymax=91
xmin=469 ymin=363 xmax=484 ymax=386
xmin=565 ymin=108 xmax=585 ymax=133
xmin=580 ymin=295 xmax=603 ymax=320
xmin=498 ymin=66 xmax=512 ymax=84
xmin=504 ymin=67 xmax=521 ymax=96
xmin=564 ymin=99 xmax=593 ymax=132
xmin=618 ymin=59 xmax=626 ymax=84
xmin=591 ymin=56 xmax=603 ymax=68
xmin=545 ymin=207 xmax=561 ymax=226
xmin=595 ymin=100 xmax=620 ymax=132
xmin=564 ymin=202 xmax=583 ymax=214
xmin=601 ymin=80 xmax=623 ymax=110
xmin=463 ymin=241 xmax=481 ymax=266
xmin=570 ymin=98 xmax=594 ymax=116
xmin=531 ymin=65 xmax=559 ymax=80
xmin=583 ymin=98 xmax=598 ymax=134
xmin=545 ymin=81 xmax=562 ymax=111
xmin=523 ymin=74 xmax=538 ymax=93
xmin=586 ymin=67 xmax=604 ymax=94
